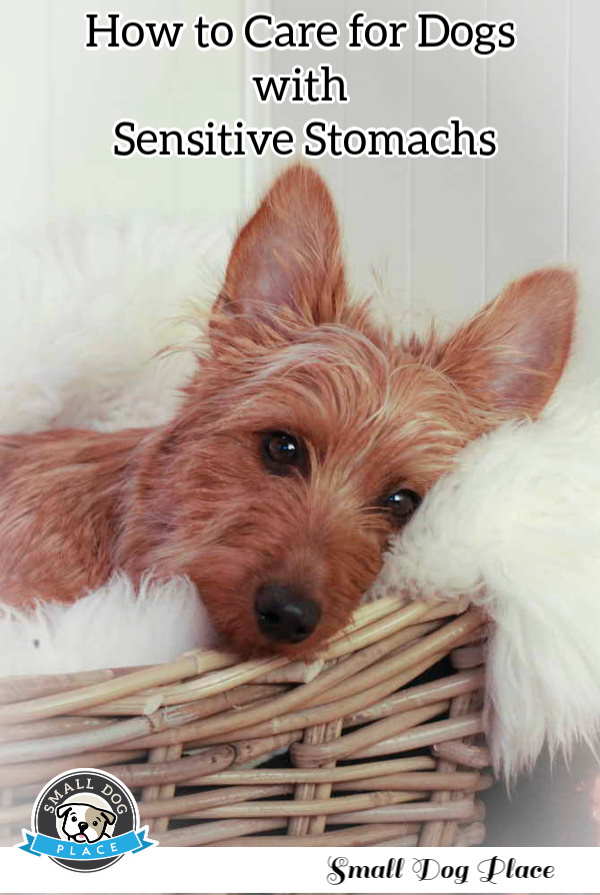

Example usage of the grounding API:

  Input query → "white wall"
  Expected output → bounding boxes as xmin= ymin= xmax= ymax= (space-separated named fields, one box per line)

xmin=1 ymin=0 xmax=599 ymax=371
xmin=0 ymin=0 xmax=247 ymax=229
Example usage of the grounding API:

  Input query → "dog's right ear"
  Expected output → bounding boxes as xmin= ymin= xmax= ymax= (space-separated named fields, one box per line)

xmin=56 ymin=804 xmax=71 ymax=818
xmin=214 ymin=164 xmax=347 ymax=329
xmin=438 ymin=267 xmax=576 ymax=420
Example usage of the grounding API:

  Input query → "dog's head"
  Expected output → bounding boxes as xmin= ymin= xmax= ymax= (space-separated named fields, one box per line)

xmin=56 ymin=801 xmax=116 ymax=843
xmin=124 ymin=164 xmax=576 ymax=658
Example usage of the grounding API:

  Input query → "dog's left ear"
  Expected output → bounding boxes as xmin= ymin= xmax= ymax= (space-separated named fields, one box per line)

xmin=100 ymin=809 xmax=116 ymax=825
xmin=56 ymin=804 xmax=71 ymax=819
xmin=438 ymin=268 xmax=576 ymax=419
xmin=215 ymin=163 xmax=347 ymax=327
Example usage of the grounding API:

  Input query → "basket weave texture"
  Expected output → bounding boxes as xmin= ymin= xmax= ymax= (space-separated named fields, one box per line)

xmin=0 ymin=595 xmax=490 ymax=847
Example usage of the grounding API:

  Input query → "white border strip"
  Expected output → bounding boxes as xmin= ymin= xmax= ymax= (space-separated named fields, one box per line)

xmin=1 ymin=845 xmax=599 ymax=893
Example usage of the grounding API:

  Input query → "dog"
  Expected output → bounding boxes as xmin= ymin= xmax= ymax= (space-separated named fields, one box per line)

xmin=0 ymin=164 xmax=576 ymax=657
xmin=56 ymin=801 xmax=116 ymax=843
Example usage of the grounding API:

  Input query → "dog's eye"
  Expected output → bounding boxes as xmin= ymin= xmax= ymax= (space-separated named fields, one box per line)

xmin=261 ymin=431 xmax=307 ymax=476
xmin=382 ymin=488 xmax=421 ymax=526
xmin=93 ymin=821 xmax=97 ymax=826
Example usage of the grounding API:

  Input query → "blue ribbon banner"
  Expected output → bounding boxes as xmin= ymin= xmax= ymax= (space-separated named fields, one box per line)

xmin=19 ymin=827 xmax=155 ymax=860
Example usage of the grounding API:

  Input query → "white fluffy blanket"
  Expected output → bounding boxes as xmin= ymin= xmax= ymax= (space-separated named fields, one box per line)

xmin=0 ymin=574 xmax=215 ymax=675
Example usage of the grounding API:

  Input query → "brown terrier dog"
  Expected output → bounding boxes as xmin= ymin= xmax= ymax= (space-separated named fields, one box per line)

xmin=0 ymin=165 xmax=576 ymax=657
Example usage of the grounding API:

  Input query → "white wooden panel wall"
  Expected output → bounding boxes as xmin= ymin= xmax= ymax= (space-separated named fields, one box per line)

xmin=1 ymin=1 xmax=599 ymax=371
xmin=0 ymin=0 xmax=247 ymax=230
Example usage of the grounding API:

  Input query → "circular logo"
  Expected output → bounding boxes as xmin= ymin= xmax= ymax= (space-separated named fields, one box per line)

xmin=24 ymin=767 xmax=148 ymax=873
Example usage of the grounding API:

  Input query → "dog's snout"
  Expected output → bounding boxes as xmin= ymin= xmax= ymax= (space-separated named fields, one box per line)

xmin=78 ymin=821 xmax=88 ymax=832
xmin=255 ymin=583 xmax=321 ymax=644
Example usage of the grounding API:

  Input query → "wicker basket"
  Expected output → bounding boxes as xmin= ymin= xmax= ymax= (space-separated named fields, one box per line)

xmin=0 ymin=595 xmax=490 ymax=847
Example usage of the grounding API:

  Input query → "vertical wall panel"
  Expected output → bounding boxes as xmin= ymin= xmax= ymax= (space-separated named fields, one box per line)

xmin=485 ymin=0 xmax=568 ymax=297
xmin=339 ymin=0 xmax=413 ymax=314
xmin=0 ymin=1 xmax=50 ymax=232
xmin=568 ymin=0 xmax=600 ymax=375
xmin=410 ymin=0 xmax=487 ymax=331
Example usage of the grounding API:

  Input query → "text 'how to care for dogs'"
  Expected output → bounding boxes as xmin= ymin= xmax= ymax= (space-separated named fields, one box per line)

xmin=83 ymin=10 xmax=518 ymax=160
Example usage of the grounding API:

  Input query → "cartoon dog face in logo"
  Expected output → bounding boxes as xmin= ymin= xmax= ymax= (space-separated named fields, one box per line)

xmin=25 ymin=768 xmax=149 ymax=874
xmin=56 ymin=801 xmax=116 ymax=843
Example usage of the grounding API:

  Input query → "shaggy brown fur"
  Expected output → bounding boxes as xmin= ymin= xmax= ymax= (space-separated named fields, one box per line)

xmin=0 ymin=165 xmax=576 ymax=657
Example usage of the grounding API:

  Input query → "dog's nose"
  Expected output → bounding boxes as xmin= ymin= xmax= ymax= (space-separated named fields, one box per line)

xmin=254 ymin=584 xmax=321 ymax=643
xmin=78 ymin=821 xmax=88 ymax=832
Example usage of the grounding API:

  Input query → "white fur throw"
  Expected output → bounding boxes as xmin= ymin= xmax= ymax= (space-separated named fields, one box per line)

xmin=0 ymin=575 xmax=216 ymax=676
xmin=373 ymin=385 xmax=600 ymax=780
